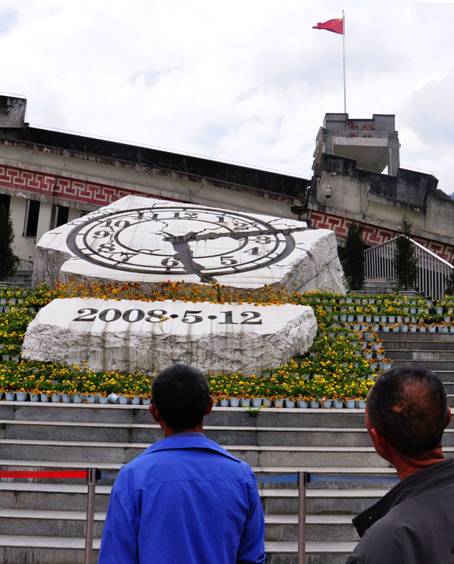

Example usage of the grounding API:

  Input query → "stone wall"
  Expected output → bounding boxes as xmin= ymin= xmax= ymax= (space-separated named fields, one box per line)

xmin=311 ymin=154 xmax=454 ymax=256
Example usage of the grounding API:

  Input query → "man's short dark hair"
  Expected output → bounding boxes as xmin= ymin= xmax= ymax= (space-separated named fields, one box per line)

xmin=152 ymin=364 xmax=210 ymax=432
xmin=367 ymin=367 xmax=448 ymax=457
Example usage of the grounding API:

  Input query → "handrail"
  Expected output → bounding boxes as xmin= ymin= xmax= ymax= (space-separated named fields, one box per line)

xmin=0 ymin=467 xmax=97 ymax=564
xmin=364 ymin=235 xmax=453 ymax=267
xmin=408 ymin=237 xmax=454 ymax=269
xmin=364 ymin=235 xmax=453 ymax=299
xmin=0 ymin=466 xmax=400 ymax=563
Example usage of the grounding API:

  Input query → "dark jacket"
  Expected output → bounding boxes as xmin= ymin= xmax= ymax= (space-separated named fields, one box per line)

xmin=346 ymin=458 xmax=454 ymax=564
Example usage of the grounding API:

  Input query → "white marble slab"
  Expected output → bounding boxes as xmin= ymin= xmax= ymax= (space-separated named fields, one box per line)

xmin=33 ymin=195 xmax=346 ymax=293
xmin=22 ymin=298 xmax=317 ymax=374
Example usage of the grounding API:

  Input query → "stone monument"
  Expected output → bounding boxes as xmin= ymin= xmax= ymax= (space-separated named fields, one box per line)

xmin=24 ymin=196 xmax=346 ymax=374
xmin=33 ymin=196 xmax=345 ymax=293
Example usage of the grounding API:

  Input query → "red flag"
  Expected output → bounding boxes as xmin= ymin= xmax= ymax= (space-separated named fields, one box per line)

xmin=313 ymin=18 xmax=344 ymax=35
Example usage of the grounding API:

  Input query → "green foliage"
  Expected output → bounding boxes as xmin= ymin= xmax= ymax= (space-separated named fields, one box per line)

xmin=343 ymin=224 xmax=365 ymax=290
xmin=445 ymin=269 xmax=454 ymax=296
xmin=395 ymin=217 xmax=417 ymax=291
xmin=0 ymin=206 xmax=18 ymax=280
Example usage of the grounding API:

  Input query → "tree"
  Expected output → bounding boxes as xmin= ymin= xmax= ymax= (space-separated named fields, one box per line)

xmin=343 ymin=223 xmax=365 ymax=290
xmin=395 ymin=216 xmax=417 ymax=291
xmin=0 ymin=205 xmax=19 ymax=280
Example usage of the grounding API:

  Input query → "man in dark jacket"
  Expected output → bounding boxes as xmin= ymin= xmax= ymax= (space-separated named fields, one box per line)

xmin=347 ymin=367 xmax=454 ymax=564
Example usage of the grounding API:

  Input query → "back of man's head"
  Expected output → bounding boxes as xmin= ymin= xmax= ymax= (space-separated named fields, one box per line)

xmin=367 ymin=367 xmax=449 ymax=457
xmin=152 ymin=364 xmax=210 ymax=432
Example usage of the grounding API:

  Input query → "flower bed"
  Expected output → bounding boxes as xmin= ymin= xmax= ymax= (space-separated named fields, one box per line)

xmin=0 ymin=284 xmax=421 ymax=407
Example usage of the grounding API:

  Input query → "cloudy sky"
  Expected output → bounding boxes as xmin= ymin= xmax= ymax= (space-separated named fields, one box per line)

xmin=0 ymin=0 xmax=453 ymax=192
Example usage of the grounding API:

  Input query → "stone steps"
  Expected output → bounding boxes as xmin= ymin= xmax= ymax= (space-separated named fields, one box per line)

xmin=0 ymin=403 xmax=369 ymax=428
xmin=362 ymin=277 xmax=397 ymax=292
xmin=391 ymin=359 xmax=454 ymax=370
xmin=379 ymin=332 xmax=454 ymax=341
xmin=381 ymin=335 xmax=454 ymax=400
xmin=0 ymin=535 xmax=356 ymax=564
xmin=390 ymin=350 xmax=454 ymax=360
xmin=0 ymin=270 xmax=32 ymax=288
xmin=0 ymin=405 xmax=395 ymax=563
xmin=0 ymin=420 xmax=376 ymax=447
xmin=3 ymin=419 xmax=454 ymax=446
xmin=0 ymin=508 xmax=360 ymax=543
xmin=0 ymin=438 xmax=398 ymax=467
xmin=0 ymin=482 xmax=387 ymax=514
xmin=383 ymin=341 xmax=454 ymax=351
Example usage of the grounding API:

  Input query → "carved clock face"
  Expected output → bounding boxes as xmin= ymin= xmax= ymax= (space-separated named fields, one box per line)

xmin=66 ymin=205 xmax=301 ymax=282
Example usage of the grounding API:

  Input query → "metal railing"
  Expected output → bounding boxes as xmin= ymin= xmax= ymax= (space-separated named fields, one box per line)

xmin=0 ymin=467 xmax=98 ymax=564
xmin=364 ymin=236 xmax=454 ymax=300
xmin=256 ymin=471 xmax=398 ymax=563
xmin=0 ymin=467 xmax=400 ymax=563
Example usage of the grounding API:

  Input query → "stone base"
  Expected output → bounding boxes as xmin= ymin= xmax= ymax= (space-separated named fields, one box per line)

xmin=22 ymin=298 xmax=317 ymax=375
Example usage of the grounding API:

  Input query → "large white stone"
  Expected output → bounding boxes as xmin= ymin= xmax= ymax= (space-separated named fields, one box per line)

xmin=22 ymin=298 xmax=317 ymax=374
xmin=33 ymin=195 xmax=346 ymax=293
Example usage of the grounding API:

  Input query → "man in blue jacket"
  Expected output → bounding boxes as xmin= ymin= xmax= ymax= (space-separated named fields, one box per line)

xmin=99 ymin=363 xmax=265 ymax=564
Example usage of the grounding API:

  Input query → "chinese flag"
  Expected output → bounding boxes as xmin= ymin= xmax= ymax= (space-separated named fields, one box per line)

xmin=313 ymin=18 xmax=344 ymax=35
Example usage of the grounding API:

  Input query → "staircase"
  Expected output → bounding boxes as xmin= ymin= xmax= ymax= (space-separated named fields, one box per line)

xmin=1 ymin=333 xmax=453 ymax=564
xmin=362 ymin=277 xmax=397 ymax=294
xmin=380 ymin=332 xmax=454 ymax=398
xmin=0 ymin=270 xmax=33 ymax=288
xmin=0 ymin=403 xmax=398 ymax=564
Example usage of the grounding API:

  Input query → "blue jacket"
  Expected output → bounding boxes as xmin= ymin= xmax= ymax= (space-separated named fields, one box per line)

xmin=99 ymin=433 xmax=265 ymax=564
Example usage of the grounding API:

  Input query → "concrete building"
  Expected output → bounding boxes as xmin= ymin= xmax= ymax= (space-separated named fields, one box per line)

xmin=308 ymin=113 xmax=454 ymax=263
xmin=0 ymin=95 xmax=453 ymax=273
xmin=0 ymin=95 xmax=309 ymax=270
xmin=313 ymin=113 xmax=400 ymax=176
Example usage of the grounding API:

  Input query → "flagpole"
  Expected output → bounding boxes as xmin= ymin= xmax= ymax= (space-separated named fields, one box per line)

xmin=342 ymin=9 xmax=347 ymax=114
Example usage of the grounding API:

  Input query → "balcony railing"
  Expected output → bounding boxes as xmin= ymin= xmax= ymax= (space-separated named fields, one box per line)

xmin=364 ymin=236 xmax=453 ymax=300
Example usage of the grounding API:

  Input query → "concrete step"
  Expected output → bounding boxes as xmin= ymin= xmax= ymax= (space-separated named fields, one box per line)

xmin=363 ymin=278 xmax=397 ymax=289
xmin=0 ymin=420 xmax=376 ymax=447
xmin=0 ymin=482 xmax=112 ymax=513
xmin=267 ymin=514 xmax=359 ymax=543
xmin=3 ymin=419 xmax=454 ymax=446
xmin=0 ymin=271 xmax=32 ymax=288
xmin=0 ymin=536 xmax=357 ymax=564
xmin=0 ymin=536 xmax=95 ymax=564
xmin=0 ymin=509 xmax=360 ymax=543
xmin=379 ymin=332 xmax=454 ymax=343
xmin=0 ymin=482 xmax=387 ymax=515
xmin=266 ymin=541 xmax=357 ymax=564
xmin=262 ymin=488 xmax=386 ymax=515
xmin=0 ymin=509 xmax=105 ymax=538
xmin=0 ymin=403 xmax=371 ymax=428
xmin=391 ymin=360 xmax=454 ymax=372
xmin=0 ymin=438 xmax=396 ymax=467
xmin=0 ymin=458 xmax=398 ymax=476
xmin=433 ymin=370 xmax=454 ymax=380
xmin=389 ymin=350 xmax=454 ymax=361
xmin=383 ymin=340 xmax=454 ymax=351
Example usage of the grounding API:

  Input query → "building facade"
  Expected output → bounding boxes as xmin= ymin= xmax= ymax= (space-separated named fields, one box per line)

xmin=0 ymin=96 xmax=453 ymax=272
xmin=308 ymin=113 xmax=454 ymax=262
xmin=0 ymin=96 xmax=308 ymax=270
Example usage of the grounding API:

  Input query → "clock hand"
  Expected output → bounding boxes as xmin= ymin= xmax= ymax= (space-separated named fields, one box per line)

xmin=163 ymin=226 xmax=306 ymax=245
xmin=163 ymin=233 xmax=215 ymax=283
xmin=162 ymin=230 xmax=210 ymax=244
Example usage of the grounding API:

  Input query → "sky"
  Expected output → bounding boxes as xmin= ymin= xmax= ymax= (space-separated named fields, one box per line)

xmin=0 ymin=0 xmax=454 ymax=192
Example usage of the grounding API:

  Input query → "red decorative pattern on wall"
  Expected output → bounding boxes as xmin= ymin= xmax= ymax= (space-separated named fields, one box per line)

xmin=309 ymin=211 xmax=454 ymax=264
xmin=0 ymin=164 xmax=145 ymax=206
